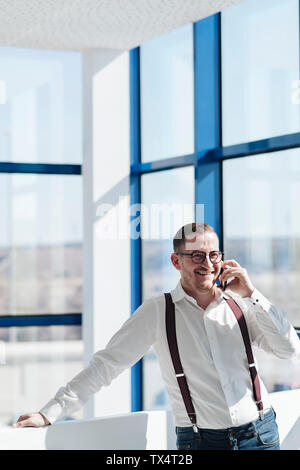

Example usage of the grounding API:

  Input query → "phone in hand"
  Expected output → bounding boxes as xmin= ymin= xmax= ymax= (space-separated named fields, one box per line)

xmin=218 ymin=267 xmax=227 ymax=291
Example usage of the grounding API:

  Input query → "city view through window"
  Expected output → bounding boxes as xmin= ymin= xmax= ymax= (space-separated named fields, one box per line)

xmin=0 ymin=48 xmax=83 ymax=425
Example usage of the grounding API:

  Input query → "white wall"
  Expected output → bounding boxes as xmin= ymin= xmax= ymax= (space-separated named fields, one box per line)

xmin=82 ymin=48 xmax=131 ymax=419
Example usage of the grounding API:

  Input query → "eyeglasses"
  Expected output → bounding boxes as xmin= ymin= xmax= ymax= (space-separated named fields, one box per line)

xmin=176 ymin=251 xmax=223 ymax=264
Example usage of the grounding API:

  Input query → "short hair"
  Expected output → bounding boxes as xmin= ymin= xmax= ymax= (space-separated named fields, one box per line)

xmin=173 ymin=222 xmax=218 ymax=252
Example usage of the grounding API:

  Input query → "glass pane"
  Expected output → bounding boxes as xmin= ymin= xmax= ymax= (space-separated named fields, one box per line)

xmin=141 ymin=167 xmax=195 ymax=411
xmin=0 ymin=173 xmax=82 ymax=315
xmin=0 ymin=325 xmax=83 ymax=425
xmin=223 ymin=149 xmax=300 ymax=392
xmin=140 ymin=24 xmax=194 ymax=162
xmin=222 ymin=0 xmax=299 ymax=146
xmin=0 ymin=47 xmax=82 ymax=163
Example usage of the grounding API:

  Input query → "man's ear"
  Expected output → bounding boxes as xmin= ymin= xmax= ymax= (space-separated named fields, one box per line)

xmin=171 ymin=253 xmax=181 ymax=271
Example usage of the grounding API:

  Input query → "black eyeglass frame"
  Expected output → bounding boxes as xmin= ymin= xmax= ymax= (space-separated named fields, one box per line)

xmin=176 ymin=251 xmax=224 ymax=264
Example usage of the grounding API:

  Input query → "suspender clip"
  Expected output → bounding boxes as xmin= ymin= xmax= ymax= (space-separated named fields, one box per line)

xmin=188 ymin=412 xmax=198 ymax=432
xmin=256 ymin=400 xmax=264 ymax=420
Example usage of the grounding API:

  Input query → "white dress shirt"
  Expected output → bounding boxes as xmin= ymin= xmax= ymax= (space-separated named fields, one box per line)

xmin=39 ymin=281 xmax=300 ymax=429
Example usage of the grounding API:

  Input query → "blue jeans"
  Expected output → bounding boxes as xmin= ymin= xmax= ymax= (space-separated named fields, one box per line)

xmin=176 ymin=408 xmax=280 ymax=450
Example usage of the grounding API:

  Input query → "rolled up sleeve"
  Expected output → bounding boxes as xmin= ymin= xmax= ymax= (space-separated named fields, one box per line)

xmin=39 ymin=298 xmax=158 ymax=423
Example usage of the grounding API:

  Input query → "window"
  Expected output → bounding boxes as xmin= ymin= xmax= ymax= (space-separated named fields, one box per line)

xmin=141 ymin=167 xmax=195 ymax=299
xmin=0 ymin=48 xmax=82 ymax=163
xmin=141 ymin=167 xmax=195 ymax=411
xmin=131 ymin=0 xmax=300 ymax=414
xmin=220 ymin=0 xmax=300 ymax=393
xmin=0 ymin=48 xmax=83 ymax=425
xmin=0 ymin=325 xmax=82 ymax=424
xmin=0 ymin=173 xmax=82 ymax=315
xmin=223 ymin=149 xmax=300 ymax=323
xmin=140 ymin=24 xmax=194 ymax=162
xmin=222 ymin=0 xmax=299 ymax=145
xmin=223 ymin=149 xmax=300 ymax=391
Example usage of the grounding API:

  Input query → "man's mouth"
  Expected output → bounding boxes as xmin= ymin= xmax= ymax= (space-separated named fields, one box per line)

xmin=195 ymin=270 xmax=215 ymax=277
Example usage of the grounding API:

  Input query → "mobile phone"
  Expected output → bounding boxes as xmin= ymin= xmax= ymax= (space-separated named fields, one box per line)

xmin=219 ymin=268 xmax=227 ymax=291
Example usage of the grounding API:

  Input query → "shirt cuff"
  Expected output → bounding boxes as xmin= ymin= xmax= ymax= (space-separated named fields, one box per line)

xmin=243 ymin=288 xmax=271 ymax=314
xmin=39 ymin=399 xmax=64 ymax=425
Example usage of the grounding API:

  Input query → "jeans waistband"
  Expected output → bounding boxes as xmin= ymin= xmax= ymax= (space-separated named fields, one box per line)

xmin=176 ymin=407 xmax=275 ymax=435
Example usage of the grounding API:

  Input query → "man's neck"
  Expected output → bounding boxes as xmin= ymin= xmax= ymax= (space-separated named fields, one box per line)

xmin=181 ymin=281 xmax=219 ymax=310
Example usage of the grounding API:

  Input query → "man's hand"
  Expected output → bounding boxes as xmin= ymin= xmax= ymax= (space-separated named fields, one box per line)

xmin=12 ymin=412 xmax=50 ymax=428
xmin=219 ymin=259 xmax=255 ymax=298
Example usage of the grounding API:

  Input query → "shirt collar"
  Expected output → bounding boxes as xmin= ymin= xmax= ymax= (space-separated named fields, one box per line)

xmin=171 ymin=280 xmax=230 ymax=306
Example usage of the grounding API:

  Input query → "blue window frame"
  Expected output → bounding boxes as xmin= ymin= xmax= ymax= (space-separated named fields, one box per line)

xmin=0 ymin=46 xmax=83 ymax=330
xmin=0 ymin=161 xmax=82 ymax=329
xmin=0 ymin=47 xmax=83 ymax=425
xmin=130 ymin=11 xmax=300 ymax=411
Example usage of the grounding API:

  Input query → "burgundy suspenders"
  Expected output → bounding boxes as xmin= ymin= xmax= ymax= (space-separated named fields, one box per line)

xmin=224 ymin=295 xmax=264 ymax=420
xmin=164 ymin=292 xmax=264 ymax=433
xmin=165 ymin=292 xmax=198 ymax=432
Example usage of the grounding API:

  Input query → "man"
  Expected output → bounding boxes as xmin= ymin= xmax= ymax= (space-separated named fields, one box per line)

xmin=13 ymin=222 xmax=300 ymax=450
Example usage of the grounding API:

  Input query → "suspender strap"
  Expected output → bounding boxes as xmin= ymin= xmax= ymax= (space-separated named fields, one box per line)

xmin=164 ymin=293 xmax=198 ymax=429
xmin=164 ymin=292 xmax=264 ymax=429
xmin=224 ymin=295 xmax=264 ymax=419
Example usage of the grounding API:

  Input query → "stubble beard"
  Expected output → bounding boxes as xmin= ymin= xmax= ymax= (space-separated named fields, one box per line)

xmin=183 ymin=271 xmax=217 ymax=295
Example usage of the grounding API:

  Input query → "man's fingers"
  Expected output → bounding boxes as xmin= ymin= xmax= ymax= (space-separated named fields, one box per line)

xmin=222 ymin=268 xmax=241 ymax=279
xmin=13 ymin=418 xmax=32 ymax=428
xmin=220 ymin=269 xmax=241 ymax=284
xmin=12 ymin=413 xmax=45 ymax=428
xmin=14 ymin=414 xmax=31 ymax=424
xmin=222 ymin=259 xmax=241 ymax=268
xmin=17 ymin=414 xmax=31 ymax=421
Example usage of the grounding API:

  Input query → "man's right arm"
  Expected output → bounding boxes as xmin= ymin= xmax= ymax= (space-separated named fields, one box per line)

xmin=12 ymin=297 xmax=158 ymax=427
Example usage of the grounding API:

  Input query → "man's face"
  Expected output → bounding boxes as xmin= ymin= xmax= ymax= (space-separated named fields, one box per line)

xmin=171 ymin=231 xmax=222 ymax=293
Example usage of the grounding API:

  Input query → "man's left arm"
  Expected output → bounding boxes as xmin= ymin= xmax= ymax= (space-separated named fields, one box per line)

xmin=220 ymin=259 xmax=300 ymax=362
xmin=243 ymin=287 xmax=300 ymax=362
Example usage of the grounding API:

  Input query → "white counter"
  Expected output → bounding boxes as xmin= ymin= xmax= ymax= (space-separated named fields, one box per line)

xmin=1 ymin=389 xmax=299 ymax=450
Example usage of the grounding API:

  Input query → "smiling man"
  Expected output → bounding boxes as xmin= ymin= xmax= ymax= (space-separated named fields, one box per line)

xmin=172 ymin=224 xmax=226 ymax=310
xmin=171 ymin=223 xmax=254 ymax=310
xmin=13 ymin=222 xmax=300 ymax=451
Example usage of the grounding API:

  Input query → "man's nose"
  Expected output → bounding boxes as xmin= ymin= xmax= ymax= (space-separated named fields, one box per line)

xmin=201 ymin=254 xmax=214 ymax=267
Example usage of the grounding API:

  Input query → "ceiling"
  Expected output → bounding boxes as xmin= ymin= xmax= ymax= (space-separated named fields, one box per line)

xmin=0 ymin=0 xmax=242 ymax=51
